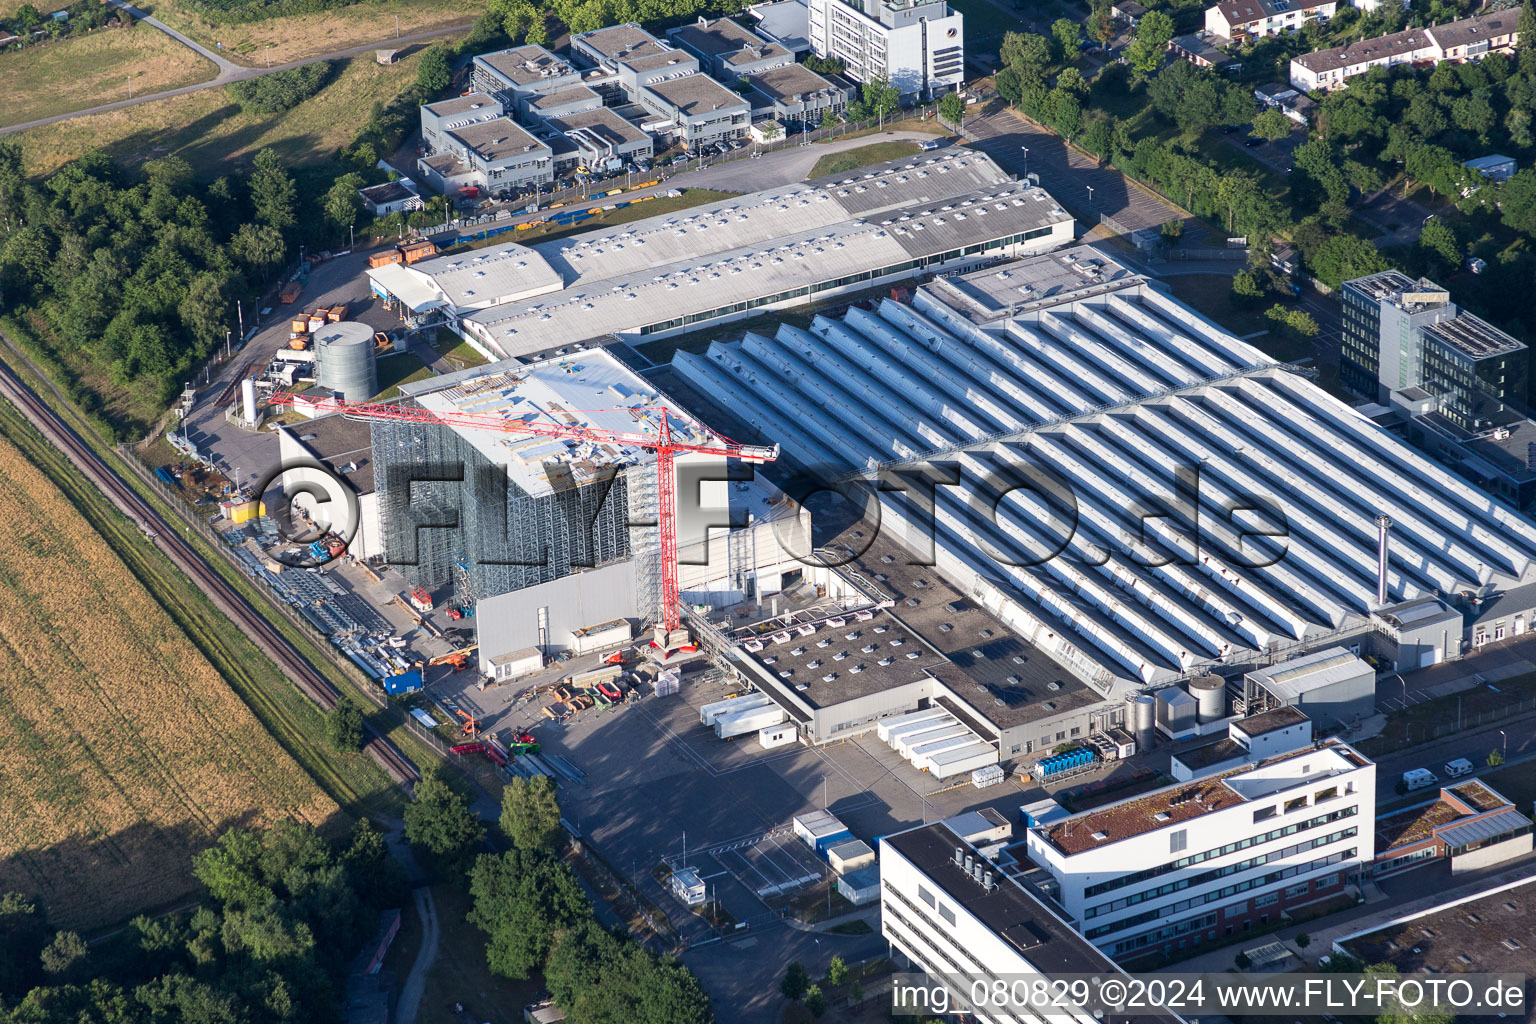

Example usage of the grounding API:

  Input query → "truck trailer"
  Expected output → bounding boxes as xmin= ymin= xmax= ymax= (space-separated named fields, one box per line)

xmin=715 ymin=705 xmax=787 ymax=739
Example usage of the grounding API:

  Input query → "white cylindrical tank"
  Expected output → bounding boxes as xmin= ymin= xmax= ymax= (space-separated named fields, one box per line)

xmin=313 ymin=321 xmax=378 ymax=400
xmin=1189 ymin=673 xmax=1226 ymax=723
xmin=241 ymin=377 xmax=257 ymax=423
xmin=1133 ymin=693 xmax=1155 ymax=751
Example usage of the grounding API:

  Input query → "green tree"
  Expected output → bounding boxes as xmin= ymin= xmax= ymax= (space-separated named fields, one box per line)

xmin=1055 ymin=66 xmax=1089 ymax=97
xmin=249 ymin=148 xmax=297 ymax=231
xmin=804 ymin=984 xmax=828 ymax=1018
xmin=827 ymin=954 xmax=848 ymax=986
xmin=326 ymin=695 xmax=364 ymax=753
xmin=1488 ymin=748 xmax=1505 ymax=768
xmin=1161 ymin=218 xmax=1184 ymax=243
xmin=1232 ymin=268 xmax=1267 ymax=304
xmin=1296 ymin=932 xmax=1311 ymax=949
xmin=468 ymin=848 xmax=591 ymax=980
xmin=1309 ymin=232 xmax=1389 ymax=288
xmin=759 ymin=120 xmax=783 ymax=142
xmin=500 ymin=774 xmax=564 ymax=852
xmin=417 ymin=43 xmax=452 ymax=95
xmin=1000 ymin=31 xmax=1053 ymax=86
xmin=177 ymin=272 xmax=229 ymax=350
xmin=1235 ymin=951 xmax=1252 ymax=970
xmin=1518 ymin=0 xmax=1536 ymax=75
xmin=12 ymin=4 xmax=40 ymax=30
xmin=781 ymin=960 xmax=810 ymax=1000
xmin=1419 ymin=217 xmax=1461 ymax=271
xmin=323 ymin=172 xmax=364 ymax=240
xmin=403 ymin=766 xmax=485 ymax=861
xmin=0 ymin=893 xmax=48 ymax=999
xmin=1252 ymin=107 xmax=1292 ymax=141
xmin=1051 ymin=17 xmax=1081 ymax=61
xmin=939 ymin=90 xmax=965 ymax=129
xmin=862 ymin=73 xmax=899 ymax=127
xmin=39 ymin=930 xmax=88 ymax=982
xmin=1499 ymin=167 xmax=1536 ymax=236
xmin=232 ymin=221 xmax=286 ymax=280
xmin=1124 ymin=10 xmax=1174 ymax=74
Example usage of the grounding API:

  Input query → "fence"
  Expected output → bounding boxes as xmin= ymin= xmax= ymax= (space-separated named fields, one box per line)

xmin=120 ymin=449 xmax=461 ymax=762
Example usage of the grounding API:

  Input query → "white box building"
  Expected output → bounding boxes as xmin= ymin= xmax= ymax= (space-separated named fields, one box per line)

xmin=807 ymin=0 xmax=963 ymax=99
xmin=1025 ymin=739 xmax=1376 ymax=961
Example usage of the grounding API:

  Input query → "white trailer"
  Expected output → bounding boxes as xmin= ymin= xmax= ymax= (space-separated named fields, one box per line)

xmin=700 ymin=693 xmax=771 ymax=727
xmin=758 ymin=723 xmax=797 ymax=749
xmin=884 ymin=714 xmax=958 ymax=750
xmin=926 ymin=742 xmax=999 ymax=779
xmin=897 ymin=725 xmax=971 ymax=760
xmin=716 ymin=706 xmax=787 ymax=739
xmin=876 ymin=708 xmax=950 ymax=743
xmin=910 ymin=734 xmax=979 ymax=767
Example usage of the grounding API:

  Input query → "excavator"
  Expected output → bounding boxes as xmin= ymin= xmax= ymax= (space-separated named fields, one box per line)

xmin=452 ymin=708 xmax=480 ymax=738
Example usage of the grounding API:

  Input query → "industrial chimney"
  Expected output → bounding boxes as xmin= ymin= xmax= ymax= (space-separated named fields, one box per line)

xmin=1375 ymin=514 xmax=1392 ymax=606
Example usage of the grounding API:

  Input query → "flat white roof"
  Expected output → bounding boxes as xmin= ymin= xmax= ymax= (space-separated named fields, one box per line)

xmin=405 ymin=348 xmax=720 ymax=498
xmin=366 ymin=262 xmax=445 ymax=313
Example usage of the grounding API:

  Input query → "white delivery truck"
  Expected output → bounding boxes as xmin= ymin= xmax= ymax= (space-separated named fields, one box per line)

xmin=1402 ymin=767 xmax=1439 ymax=791
xmin=1443 ymin=757 xmax=1474 ymax=778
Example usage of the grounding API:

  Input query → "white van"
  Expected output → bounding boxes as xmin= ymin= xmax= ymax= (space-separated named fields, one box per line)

xmin=1443 ymin=758 xmax=1474 ymax=778
xmin=1402 ymin=768 xmax=1439 ymax=791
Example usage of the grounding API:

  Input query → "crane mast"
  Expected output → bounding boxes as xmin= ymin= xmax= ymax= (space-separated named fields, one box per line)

xmin=267 ymin=391 xmax=778 ymax=642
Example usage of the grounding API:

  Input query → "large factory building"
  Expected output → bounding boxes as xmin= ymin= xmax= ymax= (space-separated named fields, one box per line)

xmin=365 ymin=150 xmax=1073 ymax=359
xmin=671 ymin=244 xmax=1536 ymax=757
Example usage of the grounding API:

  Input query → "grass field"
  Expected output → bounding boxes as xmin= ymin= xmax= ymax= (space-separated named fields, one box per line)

xmin=374 ymin=349 xmax=433 ymax=399
xmin=810 ymin=140 xmax=922 ymax=178
xmin=945 ymin=0 xmax=1021 ymax=41
xmin=143 ymin=0 xmax=478 ymax=65
xmin=0 ymin=427 xmax=341 ymax=930
xmin=0 ymin=27 xmax=217 ymax=128
xmin=13 ymin=49 xmax=420 ymax=178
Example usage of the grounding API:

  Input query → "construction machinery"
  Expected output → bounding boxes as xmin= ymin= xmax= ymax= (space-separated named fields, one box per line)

xmin=452 ymin=708 xmax=480 ymax=737
xmin=427 ymin=644 xmax=479 ymax=672
xmin=266 ymin=392 xmax=779 ymax=650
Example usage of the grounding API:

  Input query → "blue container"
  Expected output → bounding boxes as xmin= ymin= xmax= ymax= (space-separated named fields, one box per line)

xmin=384 ymin=670 xmax=423 ymax=695
xmin=155 ymin=467 xmax=176 ymax=485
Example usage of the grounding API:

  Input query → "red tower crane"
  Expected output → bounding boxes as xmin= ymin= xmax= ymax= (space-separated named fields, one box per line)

xmin=267 ymin=392 xmax=778 ymax=640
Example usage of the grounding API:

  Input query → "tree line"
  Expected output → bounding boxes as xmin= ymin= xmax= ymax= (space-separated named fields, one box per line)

xmin=403 ymin=768 xmax=715 ymax=1024
xmin=0 ymin=819 xmax=402 ymax=1024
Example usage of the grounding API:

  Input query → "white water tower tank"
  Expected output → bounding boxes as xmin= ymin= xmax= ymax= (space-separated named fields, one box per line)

xmin=1189 ymin=673 xmax=1226 ymax=723
xmin=313 ymin=321 xmax=378 ymax=401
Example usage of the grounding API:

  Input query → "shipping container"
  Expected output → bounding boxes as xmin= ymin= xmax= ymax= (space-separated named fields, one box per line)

xmin=368 ymin=249 xmax=404 ymax=269
xmin=715 ymin=705 xmax=786 ymax=739
xmin=875 ymin=708 xmax=950 ymax=743
xmin=793 ymin=810 xmax=850 ymax=851
xmin=385 ymin=670 xmax=423 ymax=695
xmin=925 ymin=742 xmax=999 ymax=779
xmin=836 ymin=866 xmax=880 ymax=906
xmin=570 ymin=617 xmax=632 ymax=655
xmin=826 ymin=838 xmax=876 ymax=874
xmin=885 ymin=714 xmax=959 ymax=750
xmin=279 ymin=281 xmax=303 ymax=304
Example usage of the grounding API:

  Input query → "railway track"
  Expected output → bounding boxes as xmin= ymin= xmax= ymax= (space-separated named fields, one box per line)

xmin=0 ymin=357 xmax=420 ymax=787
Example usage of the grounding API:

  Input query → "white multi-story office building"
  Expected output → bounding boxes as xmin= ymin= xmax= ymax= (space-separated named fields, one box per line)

xmin=807 ymin=0 xmax=963 ymax=98
xmin=1025 ymin=738 xmax=1376 ymax=961
xmin=882 ymin=821 xmax=1189 ymax=1024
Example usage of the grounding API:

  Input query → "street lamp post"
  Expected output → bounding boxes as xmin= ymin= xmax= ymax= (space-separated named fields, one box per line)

xmin=1086 ymin=184 xmax=1095 ymax=206
xmin=1020 ymin=145 xmax=1029 ymax=175
xmin=1500 ymin=729 xmax=1508 ymax=758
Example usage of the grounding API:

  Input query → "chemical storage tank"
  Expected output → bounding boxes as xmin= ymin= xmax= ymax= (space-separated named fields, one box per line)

xmin=1189 ymin=673 xmax=1226 ymax=723
xmin=1130 ymin=692 xmax=1155 ymax=751
xmin=313 ymin=321 xmax=378 ymax=400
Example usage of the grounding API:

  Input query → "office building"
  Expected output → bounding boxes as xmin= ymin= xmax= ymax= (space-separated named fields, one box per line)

xmin=745 ymin=62 xmax=851 ymax=125
xmin=542 ymin=106 xmax=654 ymax=173
xmin=806 ymin=0 xmax=963 ymax=98
xmin=420 ymin=93 xmax=505 ymax=153
xmin=1339 ymin=270 xmax=1527 ymax=428
xmin=638 ymin=74 xmax=752 ymax=146
xmin=471 ymin=44 xmax=588 ymax=114
xmin=881 ymin=820 xmax=1190 ymax=1022
xmin=416 ymin=117 xmax=554 ymax=195
xmin=668 ymin=16 xmax=795 ymax=79
xmin=1024 ymin=739 xmax=1375 ymax=960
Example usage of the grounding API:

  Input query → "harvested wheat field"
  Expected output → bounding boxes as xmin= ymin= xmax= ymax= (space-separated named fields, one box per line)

xmin=0 ymin=434 xmax=338 ymax=930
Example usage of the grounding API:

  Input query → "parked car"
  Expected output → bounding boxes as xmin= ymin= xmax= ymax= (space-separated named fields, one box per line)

xmin=1244 ymin=137 xmax=1265 ymax=147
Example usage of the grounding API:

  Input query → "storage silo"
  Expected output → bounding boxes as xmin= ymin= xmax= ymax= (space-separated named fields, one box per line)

xmin=1189 ymin=673 xmax=1226 ymax=723
xmin=313 ymin=321 xmax=378 ymax=400
xmin=1126 ymin=691 xmax=1155 ymax=751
